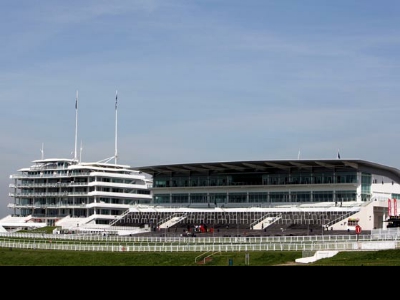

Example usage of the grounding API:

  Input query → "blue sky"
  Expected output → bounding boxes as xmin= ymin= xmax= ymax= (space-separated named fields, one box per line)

xmin=1 ymin=0 xmax=400 ymax=218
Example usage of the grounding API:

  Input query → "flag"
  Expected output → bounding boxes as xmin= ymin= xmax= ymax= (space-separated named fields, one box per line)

xmin=337 ymin=149 xmax=340 ymax=159
xmin=115 ymin=90 xmax=118 ymax=110
xmin=75 ymin=91 xmax=78 ymax=109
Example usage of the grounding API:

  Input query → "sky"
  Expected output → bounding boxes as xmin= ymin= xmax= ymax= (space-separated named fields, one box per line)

xmin=1 ymin=0 xmax=400 ymax=218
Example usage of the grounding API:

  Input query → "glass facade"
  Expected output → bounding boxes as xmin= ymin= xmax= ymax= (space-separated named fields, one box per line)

xmin=151 ymin=166 xmax=364 ymax=207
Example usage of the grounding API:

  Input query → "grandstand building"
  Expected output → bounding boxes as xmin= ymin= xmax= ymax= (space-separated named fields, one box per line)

xmin=125 ymin=159 xmax=400 ymax=234
xmin=3 ymin=158 xmax=399 ymax=236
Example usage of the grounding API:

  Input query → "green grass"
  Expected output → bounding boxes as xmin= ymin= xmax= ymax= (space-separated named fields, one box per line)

xmin=4 ymin=227 xmax=399 ymax=266
xmin=310 ymin=249 xmax=400 ymax=266
xmin=1 ymin=247 xmax=399 ymax=266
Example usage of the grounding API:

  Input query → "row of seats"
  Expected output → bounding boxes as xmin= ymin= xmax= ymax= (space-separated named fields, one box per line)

xmin=116 ymin=211 xmax=352 ymax=228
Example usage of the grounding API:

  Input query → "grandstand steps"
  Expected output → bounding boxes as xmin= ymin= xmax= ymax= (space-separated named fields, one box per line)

xmin=252 ymin=215 xmax=281 ymax=230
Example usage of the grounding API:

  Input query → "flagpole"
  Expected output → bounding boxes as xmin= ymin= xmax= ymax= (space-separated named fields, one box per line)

xmin=80 ymin=140 xmax=83 ymax=162
xmin=114 ymin=90 xmax=118 ymax=165
xmin=74 ymin=90 xmax=78 ymax=161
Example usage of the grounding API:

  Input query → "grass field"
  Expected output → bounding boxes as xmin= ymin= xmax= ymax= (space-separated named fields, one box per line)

xmin=1 ymin=247 xmax=399 ymax=266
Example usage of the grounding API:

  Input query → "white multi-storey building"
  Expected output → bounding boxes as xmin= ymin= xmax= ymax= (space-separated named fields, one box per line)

xmin=7 ymin=158 xmax=152 ymax=227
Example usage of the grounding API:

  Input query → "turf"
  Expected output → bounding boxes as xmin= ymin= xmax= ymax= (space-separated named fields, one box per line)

xmin=0 ymin=247 xmax=398 ymax=266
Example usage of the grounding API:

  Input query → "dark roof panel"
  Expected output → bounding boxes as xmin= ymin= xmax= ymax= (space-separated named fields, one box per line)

xmin=133 ymin=159 xmax=400 ymax=182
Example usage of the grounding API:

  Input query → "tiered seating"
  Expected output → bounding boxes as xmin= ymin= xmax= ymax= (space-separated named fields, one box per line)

xmin=114 ymin=209 xmax=355 ymax=236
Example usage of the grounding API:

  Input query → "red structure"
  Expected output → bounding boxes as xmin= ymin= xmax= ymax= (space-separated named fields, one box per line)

xmin=388 ymin=198 xmax=398 ymax=216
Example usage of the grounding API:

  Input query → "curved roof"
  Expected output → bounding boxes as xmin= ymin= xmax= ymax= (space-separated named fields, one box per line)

xmin=134 ymin=159 xmax=400 ymax=183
